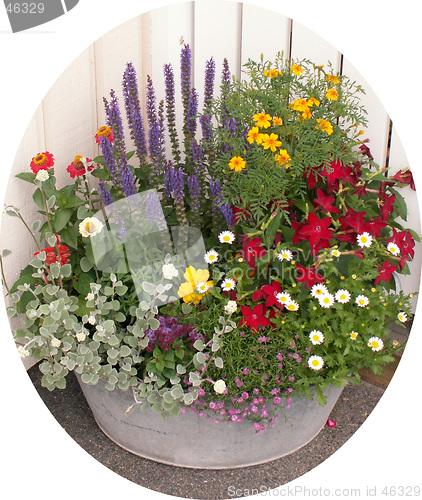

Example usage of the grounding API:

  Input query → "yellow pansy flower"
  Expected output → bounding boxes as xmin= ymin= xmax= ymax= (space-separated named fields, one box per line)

xmin=177 ymin=266 xmax=213 ymax=304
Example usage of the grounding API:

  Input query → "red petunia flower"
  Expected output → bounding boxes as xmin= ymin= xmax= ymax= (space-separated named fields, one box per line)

xmin=30 ymin=151 xmax=55 ymax=174
xmin=374 ymin=260 xmax=398 ymax=285
xmin=239 ymin=303 xmax=272 ymax=332
xmin=294 ymin=212 xmax=334 ymax=255
xmin=378 ymin=191 xmax=396 ymax=221
xmin=390 ymin=169 xmax=416 ymax=191
xmin=295 ymin=264 xmax=325 ymax=288
xmin=66 ymin=155 xmax=95 ymax=178
xmin=241 ymin=236 xmax=267 ymax=269
xmin=312 ymin=188 xmax=341 ymax=214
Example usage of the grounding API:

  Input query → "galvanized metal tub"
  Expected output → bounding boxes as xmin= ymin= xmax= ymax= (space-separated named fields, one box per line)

xmin=76 ymin=374 xmax=344 ymax=469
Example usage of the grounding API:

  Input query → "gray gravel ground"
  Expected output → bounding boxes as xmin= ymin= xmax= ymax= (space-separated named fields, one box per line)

xmin=28 ymin=366 xmax=385 ymax=499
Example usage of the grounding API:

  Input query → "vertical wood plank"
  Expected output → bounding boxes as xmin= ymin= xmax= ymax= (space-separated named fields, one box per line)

xmin=241 ymin=4 xmax=291 ymax=68
xmin=290 ymin=20 xmax=341 ymax=72
xmin=42 ymin=47 xmax=97 ymax=189
xmin=342 ymin=58 xmax=390 ymax=169
xmin=388 ymin=127 xmax=421 ymax=302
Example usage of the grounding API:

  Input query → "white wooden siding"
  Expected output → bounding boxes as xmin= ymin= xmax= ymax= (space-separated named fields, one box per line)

xmin=2 ymin=0 xmax=420 ymax=302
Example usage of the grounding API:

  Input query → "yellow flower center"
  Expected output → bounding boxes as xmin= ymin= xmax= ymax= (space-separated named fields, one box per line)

xmin=97 ymin=126 xmax=112 ymax=137
xmin=34 ymin=154 xmax=47 ymax=166
xmin=312 ymin=359 xmax=319 ymax=367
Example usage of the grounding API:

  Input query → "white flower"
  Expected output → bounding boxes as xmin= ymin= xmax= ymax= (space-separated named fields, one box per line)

xmin=17 ymin=346 xmax=30 ymax=358
xmin=311 ymin=284 xmax=329 ymax=299
xmin=76 ymin=332 xmax=86 ymax=342
xmin=397 ymin=311 xmax=408 ymax=323
xmin=285 ymin=300 xmax=299 ymax=311
xmin=224 ymin=300 xmax=238 ymax=314
xmin=196 ymin=281 xmax=210 ymax=294
xmin=387 ymin=242 xmax=400 ymax=256
xmin=309 ymin=330 xmax=324 ymax=345
xmin=35 ymin=170 xmax=49 ymax=182
xmin=218 ymin=230 xmax=235 ymax=244
xmin=276 ymin=292 xmax=291 ymax=305
xmin=356 ymin=295 xmax=369 ymax=307
xmin=331 ymin=249 xmax=341 ymax=257
xmin=88 ymin=315 xmax=96 ymax=325
xmin=221 ymin=278 xmax=236 ymax=291
xmin=308 ymin=355 xmax=324 ymax=371
xmin=318 ymin=293 xmax=335 ymax=308
xmin=277 ymin=249 xmax=293 ymax=262
xmin=50 ymin=337 xmax=61 ymax=348
xmin=79 ymin=217 xmax=104 ymax=238
xmin=368 ymin=336 xmax=384 ymax=352
xmin=335 ymin=289 xmax=351 ymax=304
xmin=357 ymin=232 xmax=373 ymax=248
xmin=204 ymin=249 xmax=219 ymax=264
xmin=214 ymin=379 xmax=227 ymax=394
xmin=350 ymin=331 xmax=359 ymax=340
xmin=162 ymin=263 xmax=179 ymax=280
xmin=86 ymin=293 xmax=95 ymax=301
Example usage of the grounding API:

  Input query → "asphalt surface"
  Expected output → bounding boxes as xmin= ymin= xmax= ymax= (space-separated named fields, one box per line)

xmin=27 ymin=366 xmax=385 ymax=499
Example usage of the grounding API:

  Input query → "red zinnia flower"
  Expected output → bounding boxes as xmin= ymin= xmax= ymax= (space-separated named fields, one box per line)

xmin=239 ymin=303 xmax=272 ymax=332
xmin=66 ymin=155 xmax=94 ymax=178
xmin=374 ymin=260 xmax=398 ymax=285
xmin=95 ymin=125 xmax=114 ymax=145
xmin=30 ymin=151 xmax=55 ymax=174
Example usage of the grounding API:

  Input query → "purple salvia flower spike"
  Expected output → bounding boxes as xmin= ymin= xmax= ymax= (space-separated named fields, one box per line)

xmin=164 ymin=63 xmax=181 ymax=163
xmin=122 ymin=62 xmax=148 ymax=163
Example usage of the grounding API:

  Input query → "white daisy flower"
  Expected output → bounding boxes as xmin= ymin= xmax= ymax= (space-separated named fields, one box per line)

xmin=357 ymin=232 xmax=373 ymax=248
xmin=204 ymin=249 xmax=219 ymax=264
xmin=221 ymin=278 xmax=236 ymax=291
xmin=397 ymin=311 xmax=408 ymax=323
xmin=368 ymin=336 xmax=384 ymax=352
xmin=311 ymin=284 xmax=329 ymax=299
xmin=285 ymin=300 xmax=299 ymax=311
xmin=196 ymin=282 xmax=210 ymax=294
xmin=218 ymin=231 xmax=235 ymax=244
xmin=79 ymin=217 xmax=104 ymax=238
xmin=356 ymin=295 xmax=369 ymax=307
xmin=331 ymin=249 xmax=341 ymax=257
xmin=335 ymin=289 xmax=351 ymax=304
xmin=387 ymin=242 xmax=400 ymax=256
xmin=350 ymin=331 xmax=359 ymax=340
xmin=224 ymin=300 xmax=238 ymax=314
xmin=308 ymin=355 xmax=324 ymax=371
xmin=275 ymin=291 xmax=292 ymax=305
xmin=277 ymin=249 xmax=293 ymax=262
xmin=309 ymin=330 xmax=324 ymax=345
xmin=318 ymin=293 xmax=335 ymax=308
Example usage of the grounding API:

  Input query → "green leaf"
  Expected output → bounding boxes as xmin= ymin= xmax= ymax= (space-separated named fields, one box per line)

xmin=91 ymin=169 xmax=110 ymax=180
xmin=193 ymin=339 xmax=205 ymax=351
xmin=54 ymin=207 xmax=73 ymax=232
xmin=80 ymin=257 xmax=93 ymax=273
xmin=59 ymin=226 xmax=78 ymax=249
xmin=16 ymin=172 xmax=36 ymax=183
xmin=33 ymin=188 xmax=45 ymax=210
xmin=264 ymin=211 xmax=282 ymax=246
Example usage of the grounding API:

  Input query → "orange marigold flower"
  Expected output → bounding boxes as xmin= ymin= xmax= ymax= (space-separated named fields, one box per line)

xmin=273 ymin=116 xmax=283 ymax=126
xmin=269 ymin=69 xmax=279 ymax=78
xmin=307 ymin=97 xmax=320 ymax=107
xmin=30 ymin=151 xmax=55 ymax=174
xmin=291 ymin=64 xmax=303 ymax=76
xmin=247 ymin=127 xmax=264 ymax=144
xmin=229 ymin=156 xmax=246 ymax=172
xmin=95 ymin=125 xmax=114 ymax=145
xmin=302 ymin=110 xmax=312 ymax=120
xmin=315 ymin=119 xmax=334 ymax=135
xmin=262 ymin=133 xmax=282 ymax=152
xmin=326 ymin=74 xmax=340 ymax=84
xmin=253 ymin=112 xmax=272 ymax=129
xmin=275 ymin=149 xmax=291 ymax=168
xmin=291 ymin=99 xmax=310 ymax=113
xmin=326 ymin=88 xmax=338 ymax=101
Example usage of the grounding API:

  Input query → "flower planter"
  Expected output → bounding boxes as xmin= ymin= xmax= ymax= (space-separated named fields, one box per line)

xmin=76 ymin=374 xmax=344 ymax=469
